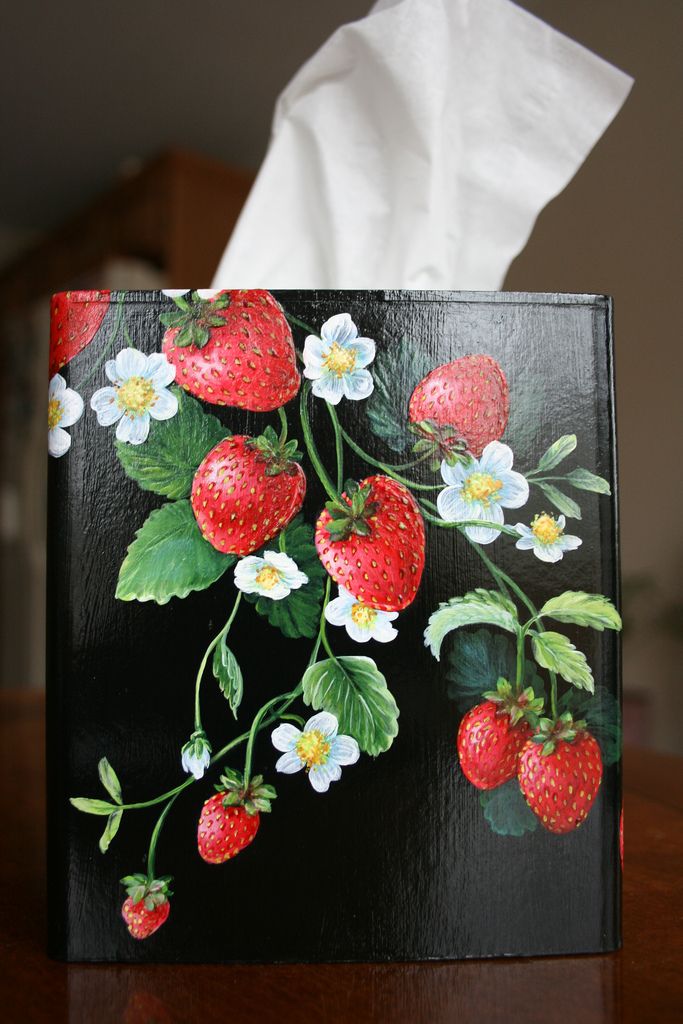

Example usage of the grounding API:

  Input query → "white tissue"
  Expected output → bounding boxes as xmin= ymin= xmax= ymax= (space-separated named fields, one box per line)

xmin=213 ymin=0 xmax=632 ymax=290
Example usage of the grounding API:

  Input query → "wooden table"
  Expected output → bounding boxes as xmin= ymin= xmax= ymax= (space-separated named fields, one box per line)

xmin=2 ymin=692 xmax=680 ymax=1023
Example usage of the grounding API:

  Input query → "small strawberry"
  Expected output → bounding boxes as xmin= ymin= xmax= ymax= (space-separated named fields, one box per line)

xmin=161 ymin=289 xmax=300 ymax=412
xmin=457 ymin=679 xmax=544 ymax=790
xmin=408 ymin=354 xmax=509 ymax=459
xmin=518 ymin=714 xmax=603 ymax=834
xmin=191 ymin=427 xmax=306 ymax=555
xmin=315 ymin=475 xmax=425 ymax=612
xmin=50 ymin=290 xmax=110 ymax=376
xmin=120 ymin=874 xmax=172 ymax=940
xmin=197 ymin=768 xmax=276 ymax=864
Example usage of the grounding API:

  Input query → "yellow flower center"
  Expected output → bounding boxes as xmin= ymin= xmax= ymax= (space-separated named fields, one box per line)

xmin=532 ymin=513 xmax=563 ymax=545
xmin=48 ymin=397 xmax=63 ymax=431
xmin=350 ymin=603 xmax=377 ymax=628
xmin=255 ymin=565 xmax=282 ymax=590
xmin=323 ymin=342 xmax=357 ymax=377
xmin=462 ymin=472 xmax=503 ymax=506
xmin=296 ymin=729 xmax=331 ymax=768
xmin=116 ymin=376 xmax=156 ymax=415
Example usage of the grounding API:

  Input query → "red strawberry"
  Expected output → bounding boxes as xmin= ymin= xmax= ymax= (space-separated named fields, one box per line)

xmin=120 ymin=874 xmax=172 ymax=940
xmin=408 ymin=354 xmax=509 ymax=458
xmin=518 ymin=714 xmax=603 ymax=834
xmin=315 ymin=475 xmax=425 ymax=612
xmin=191 ymin=428 xmax=306 ymax=555
xmin=197 ymin=769 xmax=275 ymax=864
xmin=457 ymin=681 xmax=544 ymax=790
xmin=161 ymin=289 xmax=299 ymax=412
xmin=50 ymin=290 xmax=110 ymax=376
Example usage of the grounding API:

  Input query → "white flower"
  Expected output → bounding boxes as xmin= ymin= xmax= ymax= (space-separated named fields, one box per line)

xmin=48 ymin=374 xmax=84 ymax=457
xmin=324 ymin=586 xmax=398 ymax=643
xmin=90 ymin=348 xmax=178 ymax=445
xmin=234 ymin=550 xmax=308 ymax=600
xmin=303 ymin=313 xmax=375 ymax=405
xmin=271 ymin=712 xmax=360 ymax=793
xmin=437 ymin=441 xmax=529 ymax=544
xmin=162 ymin=289 xmax=220 ymax=299
xmin=514 ymin=513 xmax=582 ymax=564
xmin=181 ymin=731 xmax=212 ymax=780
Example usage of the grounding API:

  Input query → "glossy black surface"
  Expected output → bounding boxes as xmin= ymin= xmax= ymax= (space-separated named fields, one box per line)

xmin=47 ymin=291 xmax=620 ymax=962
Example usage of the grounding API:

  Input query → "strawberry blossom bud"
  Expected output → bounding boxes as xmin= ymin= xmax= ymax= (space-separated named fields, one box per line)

xmin=181 ymin=730 xmax=212 ymax=780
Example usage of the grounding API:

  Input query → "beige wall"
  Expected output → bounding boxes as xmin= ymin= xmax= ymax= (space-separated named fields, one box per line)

xmin=507 ymin=0 xmax=683 ymax=751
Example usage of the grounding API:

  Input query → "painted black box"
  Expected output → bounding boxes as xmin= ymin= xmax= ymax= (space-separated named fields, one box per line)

xmin=47 ymin=290 xmax=622 ymax=962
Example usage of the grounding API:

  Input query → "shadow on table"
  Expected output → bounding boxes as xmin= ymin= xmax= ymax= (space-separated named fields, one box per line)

xmin=67 ymin=954 xmax=620 ymax=1023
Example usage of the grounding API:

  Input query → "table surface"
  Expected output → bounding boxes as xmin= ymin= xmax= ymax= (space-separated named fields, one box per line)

xmin=1 ymin=692 xmax=681 ymax=1024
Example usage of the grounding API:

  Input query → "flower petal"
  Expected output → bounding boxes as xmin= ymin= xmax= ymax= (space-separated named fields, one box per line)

xmin=145 ymin=353 xmax=176 ymax=389
xmin=312 ymin=374 xmax=345 ymax=404
xmin=115 ymin=347 xmax=147 ymax=379
xmin=263 ymin=551 xmax=299 ymax=573
xmin=436 ymin=486 xmax=471 ymax=523
xmin=308 ymin=762 xmax=341 ymax=792
xmin=440 ymin=459 xmax=470 ymax=488
xmin=372 ymin=618 xmax=399 ymax=643
xmin=275 ymin=751 xmax=304 ymax=774
xmin=480 ymin=441 xmax=514 ymax=475
xmin=345 ymin=618 xmax=373 ymax=643
xmin=560 ymin=535 xmax=582 ymax=551
xmin=261 ymin=581 xmax=291 ymax=601
xmin=48 ymin=426 xmax=71 ymax=458
xmin=342 ymin=369 xmax=374 ymax=401
xmin=463 ymin=504 xmax=504 ymax=545
xmin=302 ymin=335 xmax=327 ymax=370
xmin=49 ymin=373 xmax=67 ymax=397
xmin=515 ymin=535 xmax=536 ymax=551
xmin=150 ymin=388 xmax=178 ymax=421
xmin=90 ymin=387 xmax=123 ymax=425
xmin=58 ymin=388 xmax=84 ymax=428
xmin=271 ymin=723 xmax=301 ymax=752
xmin=533 ymin=543 xmax=564 ymax=563
xmin=116 ymin=412 xmax=150 ymax=445
xmin=320 ymin=313 xmax=358 ymax=345
xmin=105 ymin=359 xmax=120 ymax=384
xmin=324 ymin=595 xmax=354 ymax=626
xmin=347 ymin=337 xmax=375 ymax=368
xmin=303 ymin=712 xmax=338 ymax=739
xmin=498 ymin=470 xmax=529 ymax=509
xmin=330 ymin=735 xmax=360 ymax=766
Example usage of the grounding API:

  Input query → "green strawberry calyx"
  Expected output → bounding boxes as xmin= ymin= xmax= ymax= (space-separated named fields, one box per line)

xmin=531 ymin=712 xmax=588 ymax=756
xmin=324 ymin=478 xmax=380 ymax=541
xmin=159 ymin=290 xmax=231 ymax=349
xmin=409 ymin=419 xmax=473 ymax=471
xmin=121 ymin=873 xmax=173 ymax=910
xmin=216 ymin=767 xmax=277 ymax=816
xmin=482 ymin=677 xmax=545 ymax=727
xmin=247 ymin=425 xmax=303 ymax=477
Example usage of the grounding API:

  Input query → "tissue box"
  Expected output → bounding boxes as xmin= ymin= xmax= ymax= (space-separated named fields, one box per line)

xmin=48 ymin=289 xmax=622 ymax=962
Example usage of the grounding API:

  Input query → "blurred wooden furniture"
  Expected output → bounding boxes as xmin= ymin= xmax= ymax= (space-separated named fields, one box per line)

xmin=0 ymin=149 xmax=253 ymax=311
xmin=1 ymin=691 xmax=681 ymax=1023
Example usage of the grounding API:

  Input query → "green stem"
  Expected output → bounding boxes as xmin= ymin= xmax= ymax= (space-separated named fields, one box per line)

xmin=285 ymin=312 xmax=319 ymax=336
xmin=73 ymin=294 xmax=125 ymax=391
xmin=299 ymin=383 xmax=339 ymax=501
xmin=194 ymin=592 xmax=242 ymax=732
xmin=515 ymin=629 xmax=525 ymax=692
xmin=550 ymin=674 xmax=558 ymax=718
xmin=243 ymin=689 xmax=300 ymax=788
xmin=339 ymin=427 xmax=440 ymax=490
xmin=277 ymin=406 xmax=288 ymax=444
xmin=325 ymin=401 xmax=344 ymax=491
xmin=419 ymin=507 xmax=520 ymax=538
xmin=146 ymin=793 xmax=179 ymax=881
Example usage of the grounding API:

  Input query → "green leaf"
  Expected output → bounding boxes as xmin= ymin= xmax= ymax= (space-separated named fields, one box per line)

xmin=531 ymin=631 xmax=594 ymax=694
xmin=424 ymin=589 xmax=519 ymax=660
xmin=565 ymin=468 xmax=611 ymax=495
xmin=116 ymin=500 xmax=235 ymax=604
xmin=115 ymin=387 xmax=229 ymax=500
xmin=97 ymin=757 xmax=122 ymax=804
xmin=559 ymin=686 xmax=622 ymax=766
xmin=213 ymin=635 xmax=244 ymax=717
xmin=539 ymin=592 xmax=622 ymax=632
xmin=248 ymin=516 xmax=326 ymax=639
xmin=536 ymin=482 xmax=582 ymax=520
xmin=70 ymin=797 xmax=119 ymax=816
xmin=535 ymin=434 xmax=577 ymax=472
xmin=366 ymin=334 xmax=433 ymax=452
xmin=302 ymin=655 xmax=399 ymax=756
xmin=480 ymin=780 xmax=538 ymax=836
xmin=99 ymin=809 xmax=123 ymax=853
xmin=447 ymin=629 xmax=545 ymax=712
